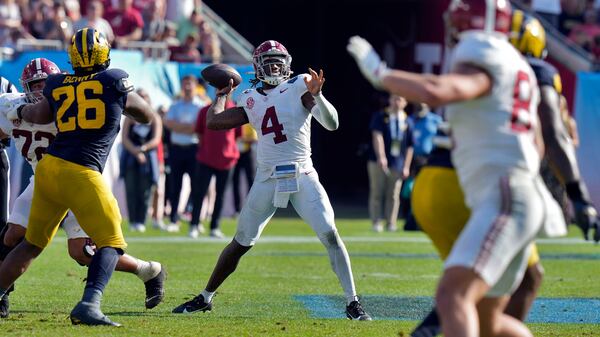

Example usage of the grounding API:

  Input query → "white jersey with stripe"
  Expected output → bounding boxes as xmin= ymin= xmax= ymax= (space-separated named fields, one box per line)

xmin=0 ymin=93 xmax=57 ymax=171
xmin=445 ymin=31 xmax=541 ymax=206
xmin=238 ymin=74 xmax=312 ymax=168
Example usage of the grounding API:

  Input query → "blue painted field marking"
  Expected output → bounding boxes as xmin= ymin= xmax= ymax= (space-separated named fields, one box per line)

xmin=294 ymin=295 xmax=600 ymax=323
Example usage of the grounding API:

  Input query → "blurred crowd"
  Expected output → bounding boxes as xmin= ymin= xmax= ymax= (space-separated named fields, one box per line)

xmin=523 ymin=0 xmax=600 ymax=58
xmin=0 ymin=0 xmax=222 ymax=62
xmin=117 ymin=75 xmax=256 ymax=238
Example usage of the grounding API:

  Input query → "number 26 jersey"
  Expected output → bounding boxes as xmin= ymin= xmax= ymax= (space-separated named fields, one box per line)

xmin=238 ymin=74 xmax=312 ymax=167
xmin=42 ymin=68 xmax=133 ymax=172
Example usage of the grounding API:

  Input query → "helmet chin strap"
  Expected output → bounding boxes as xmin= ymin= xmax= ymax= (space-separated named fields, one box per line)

xmin=485 ymin=0 xmax=496 ymax=33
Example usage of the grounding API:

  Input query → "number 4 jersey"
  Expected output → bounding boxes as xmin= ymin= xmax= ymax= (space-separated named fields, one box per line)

xmin=0 ymin=93 xmax=56 ymax=172
xmin=238 ymin=74 xmax=312 ymax=168
xmin=445 ymin=31 xmax=540 ymax=206
xmin=43 ymin=68 xmax=133 ymax=172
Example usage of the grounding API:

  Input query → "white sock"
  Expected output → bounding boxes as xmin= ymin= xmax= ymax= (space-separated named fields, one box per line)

xmin=201 ymin=289 xmax=215 ymax=303
xmin=318 ymin=231 xmax=357 ymax=305
xmin=135 ymin=260 xmax=161 ymax=282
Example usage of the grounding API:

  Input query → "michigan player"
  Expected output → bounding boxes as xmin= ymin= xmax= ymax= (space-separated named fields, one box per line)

xmin=0 ymin=58 xmax=166 ymax=319
xmin=348 ymin=1 xmax=567 ymax=336
xmin=0 ymin=28 xmax=156 ymax=326
xmin=172 ymin=40 xmax=371 ymax=320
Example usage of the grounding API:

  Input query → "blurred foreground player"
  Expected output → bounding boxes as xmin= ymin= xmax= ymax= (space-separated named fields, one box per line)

xmin=173 ymin=40 xmax=371 ymax=320
xmin=0 ymin=28 xmax=157 ymax=326
xmin=348 ymin=1 xmax=567 ymax=336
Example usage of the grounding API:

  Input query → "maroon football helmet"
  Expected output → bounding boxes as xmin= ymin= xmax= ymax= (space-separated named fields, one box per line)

xmin=20 ymin=58 xmax=61 ymax=103
xmin=252 ymin=40 xmax=293 ymax=86
xmin=446 ymin=0 xmax=512 ymax=45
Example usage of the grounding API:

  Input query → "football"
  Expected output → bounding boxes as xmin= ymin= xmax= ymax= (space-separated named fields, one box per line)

xmin=201 ymin=63 xmax=242 ymax=89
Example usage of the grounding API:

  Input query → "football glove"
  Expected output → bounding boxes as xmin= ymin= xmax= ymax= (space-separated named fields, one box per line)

xmin=346 ymin=36 xmax=389 ymax=89
xmin=566 ymin=181 xmax=600 ymax=242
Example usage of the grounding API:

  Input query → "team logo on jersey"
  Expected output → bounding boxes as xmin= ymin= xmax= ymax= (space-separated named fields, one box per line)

xmin=246 ymin=97 xmax=255 ymax=109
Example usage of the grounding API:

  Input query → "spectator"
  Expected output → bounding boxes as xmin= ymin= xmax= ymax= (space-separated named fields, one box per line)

xmin=104 ymin=0 xmax=143 ymax=47
xmin=198 ymin=20 xmax=221 ymax=63
xmin=157 ymin=20 xmax=179 ymax=46
xmin=189 ymin=98 xmax=240 ymax=238
xmin=150 ymin=105 xmax=168 ymax=230
xmin=559 ymin=0 xmax=586 ymax=35
xmin=166 ymin=0 xmax=201 ymax=23
xmin=63 ymin=0 xmax=81 ymax=22
xmin=42 ymin=1 xmax=73 ymax=44
xmin=0 ymin=0 xmax=21 ymax=46
xmin=176 ymin=7 xmax=202 ymax=42
xmin=79 ymin=0 xmax=111 ymax=16
xmin=27 ymin=1 xmax=55 ymax=40
xmin=367 ymin=95 xmax=413 ymax=233
xmin=532 ymin=0 xmax=562 ymax=27
xmin=120 ymin=89 xmax=163 ymax=232
xmin=141 ymin=0 xmax=167 ymax=41
xmin=232 ymin=124 xmax=257 ymax=217
xmin=169 ymin=32 xmax=201 ymax=63
xmin=163 ymin=75 xmax=207 ymax=232
xmin=408 ymin=103 xmax=442 ymax=175
xmin=568 ymin=6 xmax=600 ymax=52
xmin=74 ymin=0 xmax=115 ymax=45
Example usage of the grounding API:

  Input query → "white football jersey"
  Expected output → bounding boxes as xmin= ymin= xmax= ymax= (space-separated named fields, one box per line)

xmin=238 ymin=74 xmax=312 ymax=168
xmin=446 ymin=32 xmax=541 ymax=203
xmin=0 ymin=93 xmax=57 ymax=171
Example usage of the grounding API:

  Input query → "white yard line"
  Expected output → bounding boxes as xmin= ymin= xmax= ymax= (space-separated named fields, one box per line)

xmin=50 ymin=235 xmax=594 ymax=245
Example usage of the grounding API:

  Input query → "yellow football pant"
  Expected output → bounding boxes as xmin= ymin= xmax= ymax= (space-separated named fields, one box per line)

xmin=412 ymin=166 xmax=539 ymax=266
xmin=26 ymin=154 xmax=126 ymax=249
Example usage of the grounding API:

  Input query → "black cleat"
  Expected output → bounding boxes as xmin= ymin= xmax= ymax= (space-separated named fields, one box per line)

xmin=0 ymin=295 xmax=9 ymax=319
xmin=172 ymin=294 xmax=213 ymax=314
xmin=70 ymin=301 xmax=121 ymax=327
xmin=346 ymin=300 xmax=372 ymax=321
xmin=144 ymin=266 xmax=166 ymax=309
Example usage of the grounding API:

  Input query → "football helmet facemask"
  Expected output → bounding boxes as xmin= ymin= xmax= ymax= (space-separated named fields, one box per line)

xmin=252 ymin=40 xmax=293 ymax=86
xmin=68 ymin=27 xmax=111 ymax=74
xmin=20 ymin=58 xmax=61 ymax=103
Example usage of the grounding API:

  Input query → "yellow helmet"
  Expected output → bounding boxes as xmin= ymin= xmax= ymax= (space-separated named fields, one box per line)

xmin=68 ymin=27 xmax=110 ymax=73
xmin=510 ymin=10 xmax=547 ymax=59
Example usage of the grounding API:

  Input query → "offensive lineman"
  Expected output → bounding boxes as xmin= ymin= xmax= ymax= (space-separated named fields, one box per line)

xmin=0 ymin=58 xmax=166 ymax=319
xmin=348 ymin=1 xmax=566 ymax=336
xmin=172 ymin=40 xmax=371 ymax=320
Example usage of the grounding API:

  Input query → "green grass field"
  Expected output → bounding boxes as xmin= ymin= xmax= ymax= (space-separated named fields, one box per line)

xmin=1 ymin=211 xmax=599 ymax=336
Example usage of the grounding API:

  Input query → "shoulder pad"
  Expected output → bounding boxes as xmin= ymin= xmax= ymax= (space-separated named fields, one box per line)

xmin=105 ymin=68 xmax=130 ymax=81
xmin=0 ymin=92 xmax=26 ymax=112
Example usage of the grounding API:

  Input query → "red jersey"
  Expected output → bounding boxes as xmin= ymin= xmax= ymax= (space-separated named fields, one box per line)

xmin=195 ymin=103 xmax=241 ymax=170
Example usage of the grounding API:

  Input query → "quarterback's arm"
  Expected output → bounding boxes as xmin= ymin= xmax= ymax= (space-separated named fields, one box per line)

xmin=378 ymin=64 xmax=492 ymax=107
xmin=18 ymin=97 xmax=53 ymax=124
xmin=206 ymin=81 xmax=249 ymax=130
xmin=124 ymin=91 xmax=155 ymax=124
xmin=301 ymin=69 xmax=339 ymax=131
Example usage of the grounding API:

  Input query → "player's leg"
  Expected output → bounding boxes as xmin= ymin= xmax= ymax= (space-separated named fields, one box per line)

xmin=63 ymin=210 xmax=165 ymax=309
xmin=172 ymin=178 xmax=277 ymax=314
xmin=504 ymin=244 xmax=544 ymax=320
xmin=290 ymin=171 xmax=371 ymax=320
xmin=60 ymin=160 xmax=127 ymax=326
xmin=477 ymin=296 xmax=533 ymax=337
xmin=439 ymin=174 xmax=543 ymax=337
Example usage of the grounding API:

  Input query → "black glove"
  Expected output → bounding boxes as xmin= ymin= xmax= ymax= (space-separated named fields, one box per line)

xmin=566 ymin=181 xmax=600 ymax=242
